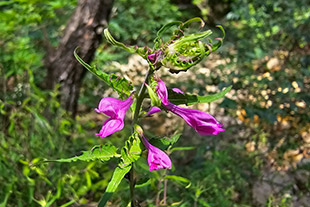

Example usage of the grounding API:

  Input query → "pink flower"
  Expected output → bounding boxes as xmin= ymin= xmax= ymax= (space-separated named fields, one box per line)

xmin=172 ymin=88 xmax=184 ymax=94
xmin=141 ymin=134 xmax=172 ymax=171
xmin=146 ymin=106 xmax=161 ymax=116
xmin=165 ymin=104 xmax=225 ymax=135
xmin=156 ymin=80 xmax=225 ymax=135
xmin=95 ymin=95 xmax=133 ymax=138
xmin=147 ymin=50 xmax=163 ymax=65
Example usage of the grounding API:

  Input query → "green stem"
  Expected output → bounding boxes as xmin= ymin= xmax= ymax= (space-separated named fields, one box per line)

xmin=133 ymin=68 xmax=153 ymax=124
xmin=129 ymin=167 xmax=135 ymax=207
xmin=130 ymin=67 xmax=153 ymax=207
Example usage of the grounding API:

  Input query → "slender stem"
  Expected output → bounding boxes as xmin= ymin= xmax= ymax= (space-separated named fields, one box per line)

xmin=155 ymin=179 xmax=162 ymax=206
xmin=130 ymin=67 xmax=153 ymax=207
xmin=133 ymin=68 xmax=153 ymax=124
xmin=163 ymin=178 xmax=168 ymax=205
xmin=129 ymin=168 xmax=135 ymax=207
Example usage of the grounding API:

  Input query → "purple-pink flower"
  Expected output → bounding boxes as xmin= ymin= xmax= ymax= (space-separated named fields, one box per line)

xmin=141 ymin=134 xmax=172 ymax=171
xmin=95 ymin=95 xmax=133 ymax=138
xmin=172 ymin=88 xmax=184 ymax=94
xmin=146 ymin=106 xmax=161 ymax=116
xmin=155 ymin=80 xmax=225 ymax=135
xmin=147 ymin=50 xmax=163 ymax=65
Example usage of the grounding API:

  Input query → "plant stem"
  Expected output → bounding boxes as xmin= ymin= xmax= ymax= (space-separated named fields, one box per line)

xmin=155 ymin=179 xmax=162 ymax=206
xmin=163 ymin=179 xmax=168 ymax=205
xmin=133 ymin=68 xmax=153 ymax=124
xmin=129 ymin=167 xmax=135 ymax=207
xmin=130 ymin=67 xmax=153 ymax=207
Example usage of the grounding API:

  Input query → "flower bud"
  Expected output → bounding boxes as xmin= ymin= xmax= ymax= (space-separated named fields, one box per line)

xmin=161 ymin=30 xmax=212 ymax=73
xmin=145 ymin=83 xmax=161 ymax=107
xmin=134 ymin=124 xmax=144 ymax=136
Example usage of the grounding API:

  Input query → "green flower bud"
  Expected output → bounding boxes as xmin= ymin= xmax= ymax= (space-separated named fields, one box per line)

xmin=104 ymin=18 xmax=225 ymax=73
xmin=150 ymin=18 xmax=225 ymax=73
xmin=145 ymin=83 xmax=161 ymax=107
xmin=161 ymin=30 xmax=212 ymax=73
xmin=134 ymin=124 xmax=144 ymax=136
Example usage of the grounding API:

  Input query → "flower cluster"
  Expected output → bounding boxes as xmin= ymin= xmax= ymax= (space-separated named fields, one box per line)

xmin=95 ymin=18 xmax=225 ymax=171
xmin=96 ymin=80 xmax=224 ymax=171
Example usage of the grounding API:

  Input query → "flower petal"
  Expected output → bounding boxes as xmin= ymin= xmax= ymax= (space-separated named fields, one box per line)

xmin=95 ymin=95 xmax=133 ymax=138
xmin=156 ymin=80 xmax=169 ymax=105
xmin=172 ymin=88 xmax=184 ymax=94
xmin=147 ymin=50 xmax=162 ymax=65
xmin=96 ymin=118 xmax=124 ymax=138
xmin=141 ymin=135 xmax=172 ymax=171
xmin=96 ymin=95 xmax=133 ymax=118
xmin=166 ymin=103 xmax=225 ymax=135
xmin=147 ymin=106 xmax=161 ymax=116
xmin=95 ymin=97 xmax=119 ymax=117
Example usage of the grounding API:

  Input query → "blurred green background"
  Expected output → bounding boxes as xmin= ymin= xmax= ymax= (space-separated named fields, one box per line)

xmin=1 ymin=0 xmax=309 ymax=206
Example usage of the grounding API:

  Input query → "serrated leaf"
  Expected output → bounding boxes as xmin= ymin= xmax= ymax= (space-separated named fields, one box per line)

xmin=74 ymin=49 xmax=133 ymax=97
xmin=47 ymin=145 xmax=118 ymax=163
xmin=165 ymin=175 xmax=191 ymax=188
xmin=168 ymin=85 xmax=232 ymax=106
xmin=98 ymin=165 xmax=131 ymax=207
xmin=119 ymin=132 xmax=142 ymax=168
xmin=98 ymin=131 xmax=142 ymax=206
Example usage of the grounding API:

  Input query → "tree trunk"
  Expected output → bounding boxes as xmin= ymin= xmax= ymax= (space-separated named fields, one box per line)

xmin=44 ymin=0 xmax=114 ymax=117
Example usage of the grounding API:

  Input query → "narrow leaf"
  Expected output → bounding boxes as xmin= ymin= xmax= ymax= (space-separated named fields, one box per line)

xmin=104 ymin=29 xmax=136 ymax=54
xmin=164 ymin=175 xmax=191 ymax=188
xmin=168 ymin=86 xmax=232 ymax=106
xmin=135 ymin=179 xmax=152 ymax=188
xmin=196 ymin=85 xmax=232 ymax=104
xmin=60 ymin=200 xmax=76 ymax=207
xmin=154 ymin=21 xmax=182 ymax=50
xmin=46 ymin=145 xmax=118 ymax=163
xmin=180 ymin=17 xmax=205 ymax=30
xmin=170 ymin=146 xmax=195 ymax=153
xmin=74 ymin=49 xmax=133 ymax=96
xmin=211 ymin=25 xmax=226 ymax=51
xmin=98 ymin=165 xmax=131 ymax=207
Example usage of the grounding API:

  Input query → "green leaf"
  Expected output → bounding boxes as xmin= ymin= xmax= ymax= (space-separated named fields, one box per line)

xmin=168 ymin=85 xmax=232 ymax=106
xmin=98 ymin=165 xmax=131 ymax=207
xmin=135 ymin=179 xmax=152 ymax=188
xmin=180 ymin=17 xmax=205 ymax=30
xmin=46 ymin=144 xmax=118 ymax=163
xmin=210 ymin=25 xmax=225 ymax=52
xmin=0 ymin=182 xmax=14 ymax=207
xmin=165 ymin=175 xmax=191 ymax=188
xmin=98 ymin=130 xmax=142 ymax=206
xmin=104 ymin=29 xmax=136 ymax=54
xmin=119 ymin=132 xmax=142 ymax=168
xmin=154 ymin=21 xmax=182 ymax=50
xmin=145 ymin=84 xmax=161 ymax=106
xmin=149 ymin=133 xmax=181 ymax=150
xmin=74 ymin=49 xmax=133 ymax=97
xmin=59 ymin=200 xmax=76 ymax=207
xmin=170 ymin=146 xmax=195 ymax=153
